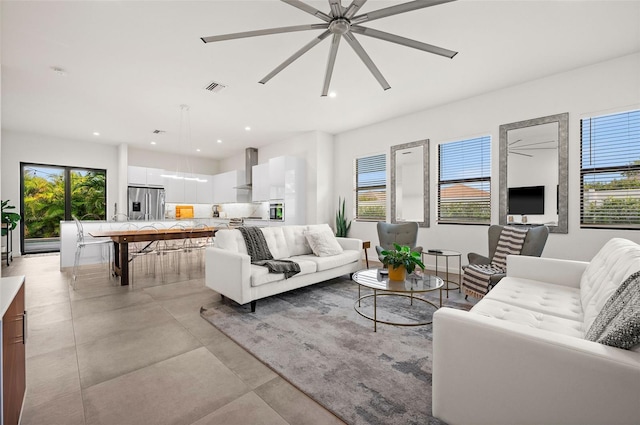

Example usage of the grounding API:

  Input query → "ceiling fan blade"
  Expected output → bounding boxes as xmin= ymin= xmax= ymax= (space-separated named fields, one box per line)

xmin=508 ymin=151 xmax=534 ymax=157
xmin=344 ymin=0 xmax=368 ymax=19
xmin=321 ymin=34 xmax=342 ymax=97
xmin=329 ymin=0 xmax=343 ymax=18
xmin=343 ymin=32 xmax=390 ymax=90
xmin=281 ymin=0 xmax=332 ymax=22
xmin=351 ymin=25 xmax=457 ymax=58
xmin=511 ymin=140 xmax=557 ymax=148
xmin=201 ymin=24 xmax=329 ymax=43
xmin=259 ymin=30 xmax=332 ymax=84
xmin=351 ymin=0 xmax=456 ymax=24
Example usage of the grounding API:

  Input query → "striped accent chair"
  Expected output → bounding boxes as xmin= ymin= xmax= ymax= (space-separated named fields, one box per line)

xmin=466 ymin=224 xmax=549 ymax=289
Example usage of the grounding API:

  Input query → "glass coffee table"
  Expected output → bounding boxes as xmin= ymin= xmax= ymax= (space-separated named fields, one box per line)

xmin=352 ymin=269 xmax=444 ymax=332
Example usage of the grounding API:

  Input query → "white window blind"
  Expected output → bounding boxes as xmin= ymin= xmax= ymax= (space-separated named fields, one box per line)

xmin=438 ymin=136 xmax=491 ymax=224
xmin=355 ymin=154 xmax=386 ymax=220
xmin=581 ymin=109 xmax=640 ymax=229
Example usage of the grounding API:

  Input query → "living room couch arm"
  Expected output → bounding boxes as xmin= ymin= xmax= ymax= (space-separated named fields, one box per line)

xmin=205 ymin=247 xmax=252 ymax=305
xmin=506 ymin=255 xmax=588 ymax=288
xmin=432 ymin=307 xmax=640 ymax=425
xmin=337 ymin=237 xmax=362 ymax=252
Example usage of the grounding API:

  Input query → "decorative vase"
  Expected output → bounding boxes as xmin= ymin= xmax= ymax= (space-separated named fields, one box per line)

xmin=388 ymin=265 xmax=406 ymax=281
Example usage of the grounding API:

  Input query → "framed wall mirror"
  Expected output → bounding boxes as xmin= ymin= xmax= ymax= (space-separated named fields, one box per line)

xmin=390 ymin=139 xmax=429 ymax=227
xmin=499 ymin=113 xmax=569 ymax=234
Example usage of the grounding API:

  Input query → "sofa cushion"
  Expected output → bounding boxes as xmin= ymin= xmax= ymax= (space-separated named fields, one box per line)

xmin=580 ymin=238 xmax=640 ymax=331
xmin=585 ymin=270 xmax=640 ymax=349
xmin=213 ymin=229 xmax=248 ymax=255
xmin=294 ymin=249 xmax=361 ymax=272
xmin=250 ymin=259 xmax=317 ymax=287
xmin=260 ymin=227 xmax=290 ymax=260
xmin=472 ymin=298 xmax=585 ymax=338
xmin=304 ymin=228 xmax=343 ymax=257
xmin=282 ymin=225 xmax=313 ymax=256
xmin=485 ymin=277 xmax=583 ymax=321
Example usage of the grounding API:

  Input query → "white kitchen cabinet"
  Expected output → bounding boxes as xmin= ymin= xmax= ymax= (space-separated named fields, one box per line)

xmin=212 ymin=170 xmax=249 ymax=204
xmin=128 ymin=166 xmax=164 ymax=187
xmin=183 ymin=175 xmax=197 ymax=203
xmin=165 ymin=173 xmax=213 ymax=204
xmin=269 ymin=157 xmax=286 ymax=200
xmin=128 ymin=166 xmax=147 ymax=186
xmin=146 ymin=168 xmax=165 ymax=186
xmin=196 ymin=174 xmax=214 ymax=204
xmin=268 ymin=156 xmax=306 ymax=224
xmin=252 ymin=163 xmax=270 ymax=202
xmin=164 ymin=174 xmax=185 ymax=203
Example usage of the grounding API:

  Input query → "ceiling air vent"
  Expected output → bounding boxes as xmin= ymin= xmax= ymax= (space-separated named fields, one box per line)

xmin=204 ymin=81 xmax=227 ymax=93
xmin=152 ymin=129 xmax=166 ymax=134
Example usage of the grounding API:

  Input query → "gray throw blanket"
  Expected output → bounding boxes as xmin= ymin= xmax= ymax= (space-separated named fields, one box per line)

xmin=463 ymin=226 xmax=528 ymax=299
xmin=238 ymin=226 xmax=300 ymax=279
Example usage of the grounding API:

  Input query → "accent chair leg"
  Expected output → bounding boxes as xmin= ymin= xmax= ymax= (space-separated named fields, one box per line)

xmin=251 ymin=300 xmax=256 ymax=313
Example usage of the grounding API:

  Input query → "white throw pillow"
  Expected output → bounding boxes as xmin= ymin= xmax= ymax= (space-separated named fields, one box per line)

xmin=304 ymin=229 xmax=344 ymax=257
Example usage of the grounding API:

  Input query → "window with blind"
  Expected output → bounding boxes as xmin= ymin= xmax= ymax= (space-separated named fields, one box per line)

xmin=581 ymin=109 xmax=640 ymax=229
xmin=438 ymin=136 xmax=491 ymax=224
xmin=355 ymin=154 xmax=386 ymax=220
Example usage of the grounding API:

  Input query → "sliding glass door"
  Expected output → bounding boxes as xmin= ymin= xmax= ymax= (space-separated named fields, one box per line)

xmin=21 ymin=163 xmax=107 ymax=254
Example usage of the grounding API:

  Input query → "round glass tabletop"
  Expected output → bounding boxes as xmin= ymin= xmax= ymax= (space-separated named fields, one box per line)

xmin=352 ymin=268 xmax=443 ymax=293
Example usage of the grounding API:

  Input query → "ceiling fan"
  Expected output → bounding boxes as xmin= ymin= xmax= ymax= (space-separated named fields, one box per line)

xmin=201 ymin=0 xmax=458 ymax=96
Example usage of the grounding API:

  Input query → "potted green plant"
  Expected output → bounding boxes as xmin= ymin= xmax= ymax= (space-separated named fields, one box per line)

xmin=381 ymin=243 xmax=425 ymax=281
xmin=1 ymin=200 xmax=21 ymax=237
xmin=335 ymin=196 xmax=352 ymax=237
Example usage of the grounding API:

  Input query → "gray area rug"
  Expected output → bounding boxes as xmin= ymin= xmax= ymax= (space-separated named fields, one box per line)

xmin=200 ymin=277 xmax=472 ymax=425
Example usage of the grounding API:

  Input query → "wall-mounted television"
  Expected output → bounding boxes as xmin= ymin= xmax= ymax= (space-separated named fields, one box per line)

xmin=508 ymin=185 xmax=545 ymax=215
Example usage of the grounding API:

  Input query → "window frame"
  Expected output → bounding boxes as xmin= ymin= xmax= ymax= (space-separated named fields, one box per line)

xmin=20 ymin=162 xmax=108 ymax=254
xmin=437 ymin=135 xmax=492 ymax=225
xmin=580 ymin=109 xmax=640 ymax=230
xmin=354 ymin=153 xmax=387 ymax=221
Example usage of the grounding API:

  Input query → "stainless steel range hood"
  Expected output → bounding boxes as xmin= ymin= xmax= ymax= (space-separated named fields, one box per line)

xmin=234 ymin=147 xmax=258 ymax=190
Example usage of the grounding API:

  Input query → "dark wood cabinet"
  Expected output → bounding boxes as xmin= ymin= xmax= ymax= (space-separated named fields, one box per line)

xmin=2 ymin=279 xmax=26 ymax=425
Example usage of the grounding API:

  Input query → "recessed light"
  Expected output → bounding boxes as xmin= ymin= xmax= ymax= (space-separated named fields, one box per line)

xmin=217 ymin=139 xmax=222 ymax=144
xmin=196 ymin=148 xmax=201 ymax=152
xmin=150 ymin=141 xmax=156 ymax=145
xmin=245 ymin=126 xmax=251 ymax=131
xmin=329 ymin=92 xmax=337 ymax=98
xmin=93 ymin=132 xmax=100 ymax=136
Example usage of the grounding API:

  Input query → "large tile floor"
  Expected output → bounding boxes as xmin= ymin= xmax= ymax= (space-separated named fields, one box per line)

xmin=2 ymin=254 xmax=345 ymax=425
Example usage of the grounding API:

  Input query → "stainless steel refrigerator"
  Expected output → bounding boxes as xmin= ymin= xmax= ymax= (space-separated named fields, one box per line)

xmin=128 ymin=186 xmax=165 ymax=220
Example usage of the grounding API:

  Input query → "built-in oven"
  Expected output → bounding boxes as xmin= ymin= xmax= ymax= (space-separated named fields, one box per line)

xmin=269 ymin=202 xmax=284 ymax=221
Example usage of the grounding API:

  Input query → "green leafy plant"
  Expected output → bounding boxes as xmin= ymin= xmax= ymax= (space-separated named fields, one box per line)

xmin=381 ymin=243 xmax=425 ymax=274
xmin=335 ymin=196 xmax=352 ymax=237
xmin=1 ymin=200 xmax=21 ymax=237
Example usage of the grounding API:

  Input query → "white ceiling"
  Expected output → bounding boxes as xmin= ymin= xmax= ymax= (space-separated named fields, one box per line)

xmin=2 ymin=1 xmax=639 ymax=160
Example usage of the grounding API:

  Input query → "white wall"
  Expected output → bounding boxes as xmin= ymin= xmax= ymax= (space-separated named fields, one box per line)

xmin=334 ymin=53 xmax=640 ymax=265
xmin=1 ymin=130 xmax=120 ymax=254
xmin=219 ymin=131 xmax=335 ymax=225
xmin=128 ymin=147 xmax=218 ymax=175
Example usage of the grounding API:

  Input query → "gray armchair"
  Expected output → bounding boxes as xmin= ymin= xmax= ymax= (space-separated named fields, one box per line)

xmin=375 ymin=222 xmax=423 ymax=263
xmin=467 ymin=224 xmax=549 ymax=287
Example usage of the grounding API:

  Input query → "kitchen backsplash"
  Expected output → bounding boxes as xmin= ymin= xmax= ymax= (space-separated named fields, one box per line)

xmin=165 ymin=202 xmax=268 ymax=219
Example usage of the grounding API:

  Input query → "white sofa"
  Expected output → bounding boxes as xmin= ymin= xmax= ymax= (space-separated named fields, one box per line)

xmin=432 ymin=238 xmax=640 ymax=425
xmin=205 ymin=224 xmax=363 ymax=311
